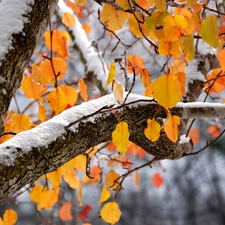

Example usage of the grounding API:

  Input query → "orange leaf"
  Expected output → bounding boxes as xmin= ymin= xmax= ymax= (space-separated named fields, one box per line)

xmin=100 ymin=5 xmax=127 ymax=31
xmin=112 ymin=80 xmax=124 ymax=104
xmin=62 ymin=12 xmax=76 ymax=28
xmin=188 ymin=128 xmax=200 ymax=144
xmin=106 ymin=170 xmax=120 ymax=189
xmin=60 ymin=85 xmax=78 ymax=105
xmin=47 ymin=87 xmax=68 ymax=114
xmin=44 ymin=30 xmax=70 ymax=58
xmin=144 ymin=119 xmax=161 ymax=142
xmin=77 ymin=185 xmax=83 ymax=206
xmin=164 ymin=112 xmax=180 ymax=142
xmin=2 ymin=209 xmax=18 ymax=225
xmin=10 ymin=114 xmax=33 ymax=133
xmin=78 ymin=78 xmax=88 ymax=101
xmin=155 ymin=0 xmax=166 ymax=12
xmin=38 ymin=97 xmax=46 ymax=121
xmin=39 ymin=57 xmax=67 ymax=84
xmin=140 ymin=68 xmax=151 ymax=87
xmin=127 ymin=55 xmax=144 ymax=74
xmin=218 ymin=49 xmax=225 ymax=68
xmin=175 ymin=72 xmax=186 ymax=96
xmin=20 ymin=75 xmax=45 ymax=100
xmin=83 ymin=165 xmax=101 ymax=184
xmin=73 ymin=154 xmax=86 ymax=171
xmin=135 ymin=171 xmax=140 ymax=191
xmin=152 ymin=173 xmax=163 ymax=188
xmin=59 ymin=202 xmax=73 ymax=221
xmin=64 ymin=172 xmax=81 ymax=189
xmin=29 ymin=186 xmax=59 ymax=210
xmin=82 ymin=23 xmax=91 ymax=34
xmin=112 ymin=121 xmax=130 ymax=155
xmin=158 ymin=38 xmax=183 ymax=57
xmin=98 ymin=184 xmax=111 ymax=206
xmin=100 ymin=202 xmax=122 ymax=224
xmin=208 ymin=125 xmax=221 ymax=138
xmin=152 ymin=74 xmax=181 ymax=109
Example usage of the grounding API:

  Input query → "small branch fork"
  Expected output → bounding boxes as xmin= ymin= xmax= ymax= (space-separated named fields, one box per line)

xmin=112 ymin=157 xmax=157 ymax=200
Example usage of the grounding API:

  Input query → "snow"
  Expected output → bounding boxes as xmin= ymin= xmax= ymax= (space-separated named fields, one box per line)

xmin=0 ymin=0 xmax=33 ymax=64
xmin=179 ymin=134 xmax=190 ymax=144
xmin=1 ymin=92 xmax=225 ymax=166
xmin=57 ymin=0 xmax=111 ymax=92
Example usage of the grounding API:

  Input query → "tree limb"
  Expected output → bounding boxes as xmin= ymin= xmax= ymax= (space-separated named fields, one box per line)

xmin=0 ymin=93 xmax=225 ymax=202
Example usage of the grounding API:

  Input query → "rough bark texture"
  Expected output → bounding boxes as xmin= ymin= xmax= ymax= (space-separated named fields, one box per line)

xmin=0 ymin=0 xmax=223 ymax=205
xmin=0 ymin=0 xmax=58 ymax=134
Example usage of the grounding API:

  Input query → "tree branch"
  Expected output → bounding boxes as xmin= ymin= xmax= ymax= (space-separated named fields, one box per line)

xmin=0 ymin=93 xmax=225 ymax=202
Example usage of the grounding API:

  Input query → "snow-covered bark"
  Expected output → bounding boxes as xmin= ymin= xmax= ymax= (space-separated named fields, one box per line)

xmin=1 ymin=93 xmax=225 ymax=202
xmin=0 ymin=0 xmax=223 ymax=204
xmin=0 ymin=0 xmax=58 ymax=134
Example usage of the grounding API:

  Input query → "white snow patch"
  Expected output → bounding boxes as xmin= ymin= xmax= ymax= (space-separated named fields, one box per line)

xmin=57 ymin=0 xmax=111 ymax=92
xmin=179 ymin=134 xmax=190 ymax=144
xmin=0 ymin=0 xmax=33 ymax=63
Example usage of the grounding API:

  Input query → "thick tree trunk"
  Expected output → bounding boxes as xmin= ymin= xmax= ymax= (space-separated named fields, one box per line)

xmin=0 ymin=0 xmax=58 ymax=134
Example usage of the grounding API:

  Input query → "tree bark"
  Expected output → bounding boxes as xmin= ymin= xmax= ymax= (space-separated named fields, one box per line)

xmin=0 ymin=0 xmax=58 ymax=134
xmin=0 ymin=93 xmax=225 ymax=203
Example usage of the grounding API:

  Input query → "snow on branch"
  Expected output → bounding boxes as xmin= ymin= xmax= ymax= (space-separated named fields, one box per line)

xmin=57 ymin=0 xmax=110 ymax=92
xmin=0 ymin=93 xmax=225 ymax=202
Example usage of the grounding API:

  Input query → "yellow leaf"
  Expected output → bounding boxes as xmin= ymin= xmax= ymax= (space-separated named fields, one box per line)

xmin=73 ymin=154 xmax=86 ymax=171
xmin=39 ymin=57 xmax=67 ymax=84
xmin=128 ymin=12 xmax=148 ymax=38
xmin=98 ymin=184 xmax=111 ymax=206
xmin=77 ymin=185 xmax=83 ymax=206
xmin=3 ymin=209 xmax=18 ymax=225
xmin=38 ymin=97 xmax=46 ymax=121
xmin=100 ymin=202 xmax=122 ymax=225
xmin=62 ymin=12 xmax=76 ymax=28
xmin=112 ymin=80 xmax=124 ymax=104
xmin=106 ymin=62 xmax=116 ymax=86
xmin=10 ymin=114 xmax=33 ymax=133
xmin=200 ymin=15 xmax=219 ymax=48
xmin=59 ymin=202 xmax=73 ymax=221
xmin=187 ymin=0 xmax=197 ymax=8
xmin=78 ymin=78 xmax=88 ymax=101
xmin=155 ymin=0 xmax=166 ymax=12
xmin=47 ymin=87 xmax=68 ymax=114
xmin=75 ymin=0 xmax=87 ymax=6
xmin=163 ymin=14 xmax=188 ymax=41
xmin=183 ymin=34 xmax=195 ymax=61
xmin=112 ymin=121 xmax=130 ymax=155
xmin=44 ymin=30 xmax=70 ymax=58
xmin=152 ymin=74 xmax=181 ymax=109
xmin=106 ymin=170 xmax=120 ymax=189
xmin=46 ymin=170 xmax=62 ymax=188
xmin=100 ymin=5 xmax=127 ymax=31
xmin=164 ymin=113 xmax=180 ymax=142
xmin=144 ymin=119 xmax=161 ymax=142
